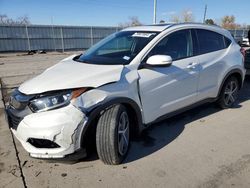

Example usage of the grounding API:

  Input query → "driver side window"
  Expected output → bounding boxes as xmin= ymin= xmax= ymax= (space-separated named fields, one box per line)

xmin=148 ymin=29 xmax=193 ymax=61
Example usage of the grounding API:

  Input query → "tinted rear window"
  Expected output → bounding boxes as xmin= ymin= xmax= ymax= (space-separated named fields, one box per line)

xmin=196 ymin=29 xmax=225 ymax=54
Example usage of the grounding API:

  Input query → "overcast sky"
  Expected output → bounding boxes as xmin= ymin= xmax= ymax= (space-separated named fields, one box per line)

xmin=0 ymin=0 xmax=249 ymax=26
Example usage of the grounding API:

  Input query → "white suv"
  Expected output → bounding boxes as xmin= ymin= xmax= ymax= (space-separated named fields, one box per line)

xmin=6 ymin=23 xmax=245 ymax=165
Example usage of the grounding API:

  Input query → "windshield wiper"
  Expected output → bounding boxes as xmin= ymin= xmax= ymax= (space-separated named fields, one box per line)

xmin=75 ymin=58 xmax=91 ymax=64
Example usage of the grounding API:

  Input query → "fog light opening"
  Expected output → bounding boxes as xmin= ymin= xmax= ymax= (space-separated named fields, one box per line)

xmin=27 ymin=138 xmax=60 ymax=149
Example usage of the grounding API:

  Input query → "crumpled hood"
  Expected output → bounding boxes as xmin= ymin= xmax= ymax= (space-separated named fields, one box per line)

xmin=19 ymin=55 xmax=124 ymax=95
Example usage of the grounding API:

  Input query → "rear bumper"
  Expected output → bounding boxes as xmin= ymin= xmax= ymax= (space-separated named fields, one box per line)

xmin=6 ymin=104 xmax=89 ymax=159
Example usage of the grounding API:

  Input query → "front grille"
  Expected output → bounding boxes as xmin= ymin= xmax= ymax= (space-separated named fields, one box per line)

xmin=6 ymin=90 xmax=34 ymax=129
xmin=9 ymin=89 xmax=34 ymax=111
xmin=7 ymin=110 xmax=23 ymax=130
xmin=9 ymin=96 xmax=28 ymax=110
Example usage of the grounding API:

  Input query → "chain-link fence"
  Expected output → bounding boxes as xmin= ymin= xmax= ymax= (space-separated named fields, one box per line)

xmin=0 ymin=25 xmax=121 ymax=52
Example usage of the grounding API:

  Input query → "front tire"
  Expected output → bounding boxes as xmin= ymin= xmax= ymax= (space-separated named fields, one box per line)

xmin=218 ymin=76 xmax=239 ymax=108
xmin=96 ymin=104 xmax=130 ymax=165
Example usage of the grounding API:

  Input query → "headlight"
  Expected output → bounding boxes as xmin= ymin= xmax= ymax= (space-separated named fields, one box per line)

xmin=29 ymin=88 xmax=87 ymax=112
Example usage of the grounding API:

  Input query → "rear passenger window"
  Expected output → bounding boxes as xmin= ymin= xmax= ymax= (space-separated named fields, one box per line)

xmin=196 ymin=29 xmax=225 ymax=54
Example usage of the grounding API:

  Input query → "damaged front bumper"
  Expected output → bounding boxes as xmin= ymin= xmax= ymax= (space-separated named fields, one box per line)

xmin=6 ymin=104 xmax=88 ymax=159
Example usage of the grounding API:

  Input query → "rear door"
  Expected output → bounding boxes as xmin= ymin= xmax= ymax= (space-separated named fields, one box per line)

xmin=194 ymin=29 xmax=230 ymax=101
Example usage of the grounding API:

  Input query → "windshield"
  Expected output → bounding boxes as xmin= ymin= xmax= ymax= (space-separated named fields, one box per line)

xmin=76 ymin=31 xmax=159 ymax=65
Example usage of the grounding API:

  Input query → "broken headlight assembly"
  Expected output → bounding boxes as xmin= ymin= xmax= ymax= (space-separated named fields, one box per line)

xmin=29 ymin=88 xmax=87 ymax=112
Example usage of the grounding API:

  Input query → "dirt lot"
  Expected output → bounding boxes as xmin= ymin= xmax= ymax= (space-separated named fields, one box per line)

xmin=0 ymin=52 xmax=250 ymax=188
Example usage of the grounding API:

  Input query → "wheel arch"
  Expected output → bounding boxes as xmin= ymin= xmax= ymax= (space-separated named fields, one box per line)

xmin=217 ymin=69 xmax=244 ymax=97
xmin=80 ymin=97 xmax=143 ymax=148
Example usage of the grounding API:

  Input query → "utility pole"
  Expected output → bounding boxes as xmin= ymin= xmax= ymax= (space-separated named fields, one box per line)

xmin=203 ymin=4 xmax=207 ymax=23
xmin=153 ymin=0 xmax=157 ymax=24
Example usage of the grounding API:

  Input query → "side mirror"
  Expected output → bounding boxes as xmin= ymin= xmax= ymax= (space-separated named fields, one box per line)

xmin=146 ymin=55 xmax=172 ymax=67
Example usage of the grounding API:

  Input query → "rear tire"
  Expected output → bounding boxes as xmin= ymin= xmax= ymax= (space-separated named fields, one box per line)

xmin=96 ymin=104 xmax=130 ymax=165
xmin=218 ymin=76 xmax=239 ymax=109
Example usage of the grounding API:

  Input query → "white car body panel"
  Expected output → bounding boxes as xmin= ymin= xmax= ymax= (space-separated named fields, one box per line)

xmin=197 ymin=43 xmax=245 ymax=101
xmin=138 ymin=56 xmax=199 ymax=123
xmin=19 ymin=55 xmax=124 ymax=95
xmin=196 ymin=49 xmax=228 ymax=100
xmin=73 ymin=68 xmax=143 ymax=119
xmin=11 ymin=104 xmax=87 ymax=158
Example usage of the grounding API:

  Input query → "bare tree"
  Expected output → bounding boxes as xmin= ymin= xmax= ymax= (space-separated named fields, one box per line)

xmin=181 ymin=10 xmax=194 ymax=22
xmin=221 ymin=15 xmax=238 ymax=29
xmin=169 ymin=10 xmax=194 ymax=23
xmin=0 ymin=14 xmax=31 ymax=25
xmin=17 ymin=15 xmax=30 ymax=25
xmin=0 ymin=14 xmax=13 ymax=24
xmin=118 ymin=16 xmax=142 ymax=28
xmin=169 ymin=14 xmax=180 ymax=23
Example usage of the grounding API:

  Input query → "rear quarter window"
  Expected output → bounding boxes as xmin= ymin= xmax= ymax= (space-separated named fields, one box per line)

xmin=196 ymin=29 xmax=226 ymax=54
xmin=224 ymin=37 xmax=232 ymax=48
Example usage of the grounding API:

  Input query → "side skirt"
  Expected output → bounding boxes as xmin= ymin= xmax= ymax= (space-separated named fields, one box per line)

xmin=145 ymin=98 xmax=218 ymax=127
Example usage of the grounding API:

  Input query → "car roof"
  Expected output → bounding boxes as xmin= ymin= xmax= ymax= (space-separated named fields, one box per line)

xmin=122 ymin=23 xmax=224 ymax=32
xmin=122 ymin=24 xmax=173 ymax=32
xmin=123 ymin=24 xmax=173 ymax=32
xmin=122 ymin=23 xmax=232 ymax=39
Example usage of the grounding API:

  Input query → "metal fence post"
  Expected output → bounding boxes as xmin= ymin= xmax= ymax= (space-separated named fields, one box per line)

xmin=60 ymin=27 xmax=64 ymax=53
xmin=90 ymin=26 xmax=93 ymax=47
xmin=51 ymin=17 xmax=56 ymax=52
xmin=25 ymin=24 xmax=31 ymax=51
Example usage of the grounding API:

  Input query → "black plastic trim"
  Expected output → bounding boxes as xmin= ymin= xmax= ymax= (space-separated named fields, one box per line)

xmin=6 ymin=106 xmax=33 ymax=130
xmin=27 ymin=138 xmax=60 ymax=149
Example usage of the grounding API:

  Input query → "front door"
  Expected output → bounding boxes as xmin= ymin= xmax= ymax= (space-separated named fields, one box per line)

xmin=138 ymin=29 xmax=200 ymax=123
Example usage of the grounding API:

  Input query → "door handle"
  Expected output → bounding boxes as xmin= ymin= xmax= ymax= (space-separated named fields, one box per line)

xmin=187 ymin=62 xmax=198 ymax=69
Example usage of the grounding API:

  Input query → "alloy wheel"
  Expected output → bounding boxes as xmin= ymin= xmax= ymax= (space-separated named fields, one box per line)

xmin=118 ymin=111 xmax=130 ymax=156
xmin=223 ymin=80 xmax=238 ymax=106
